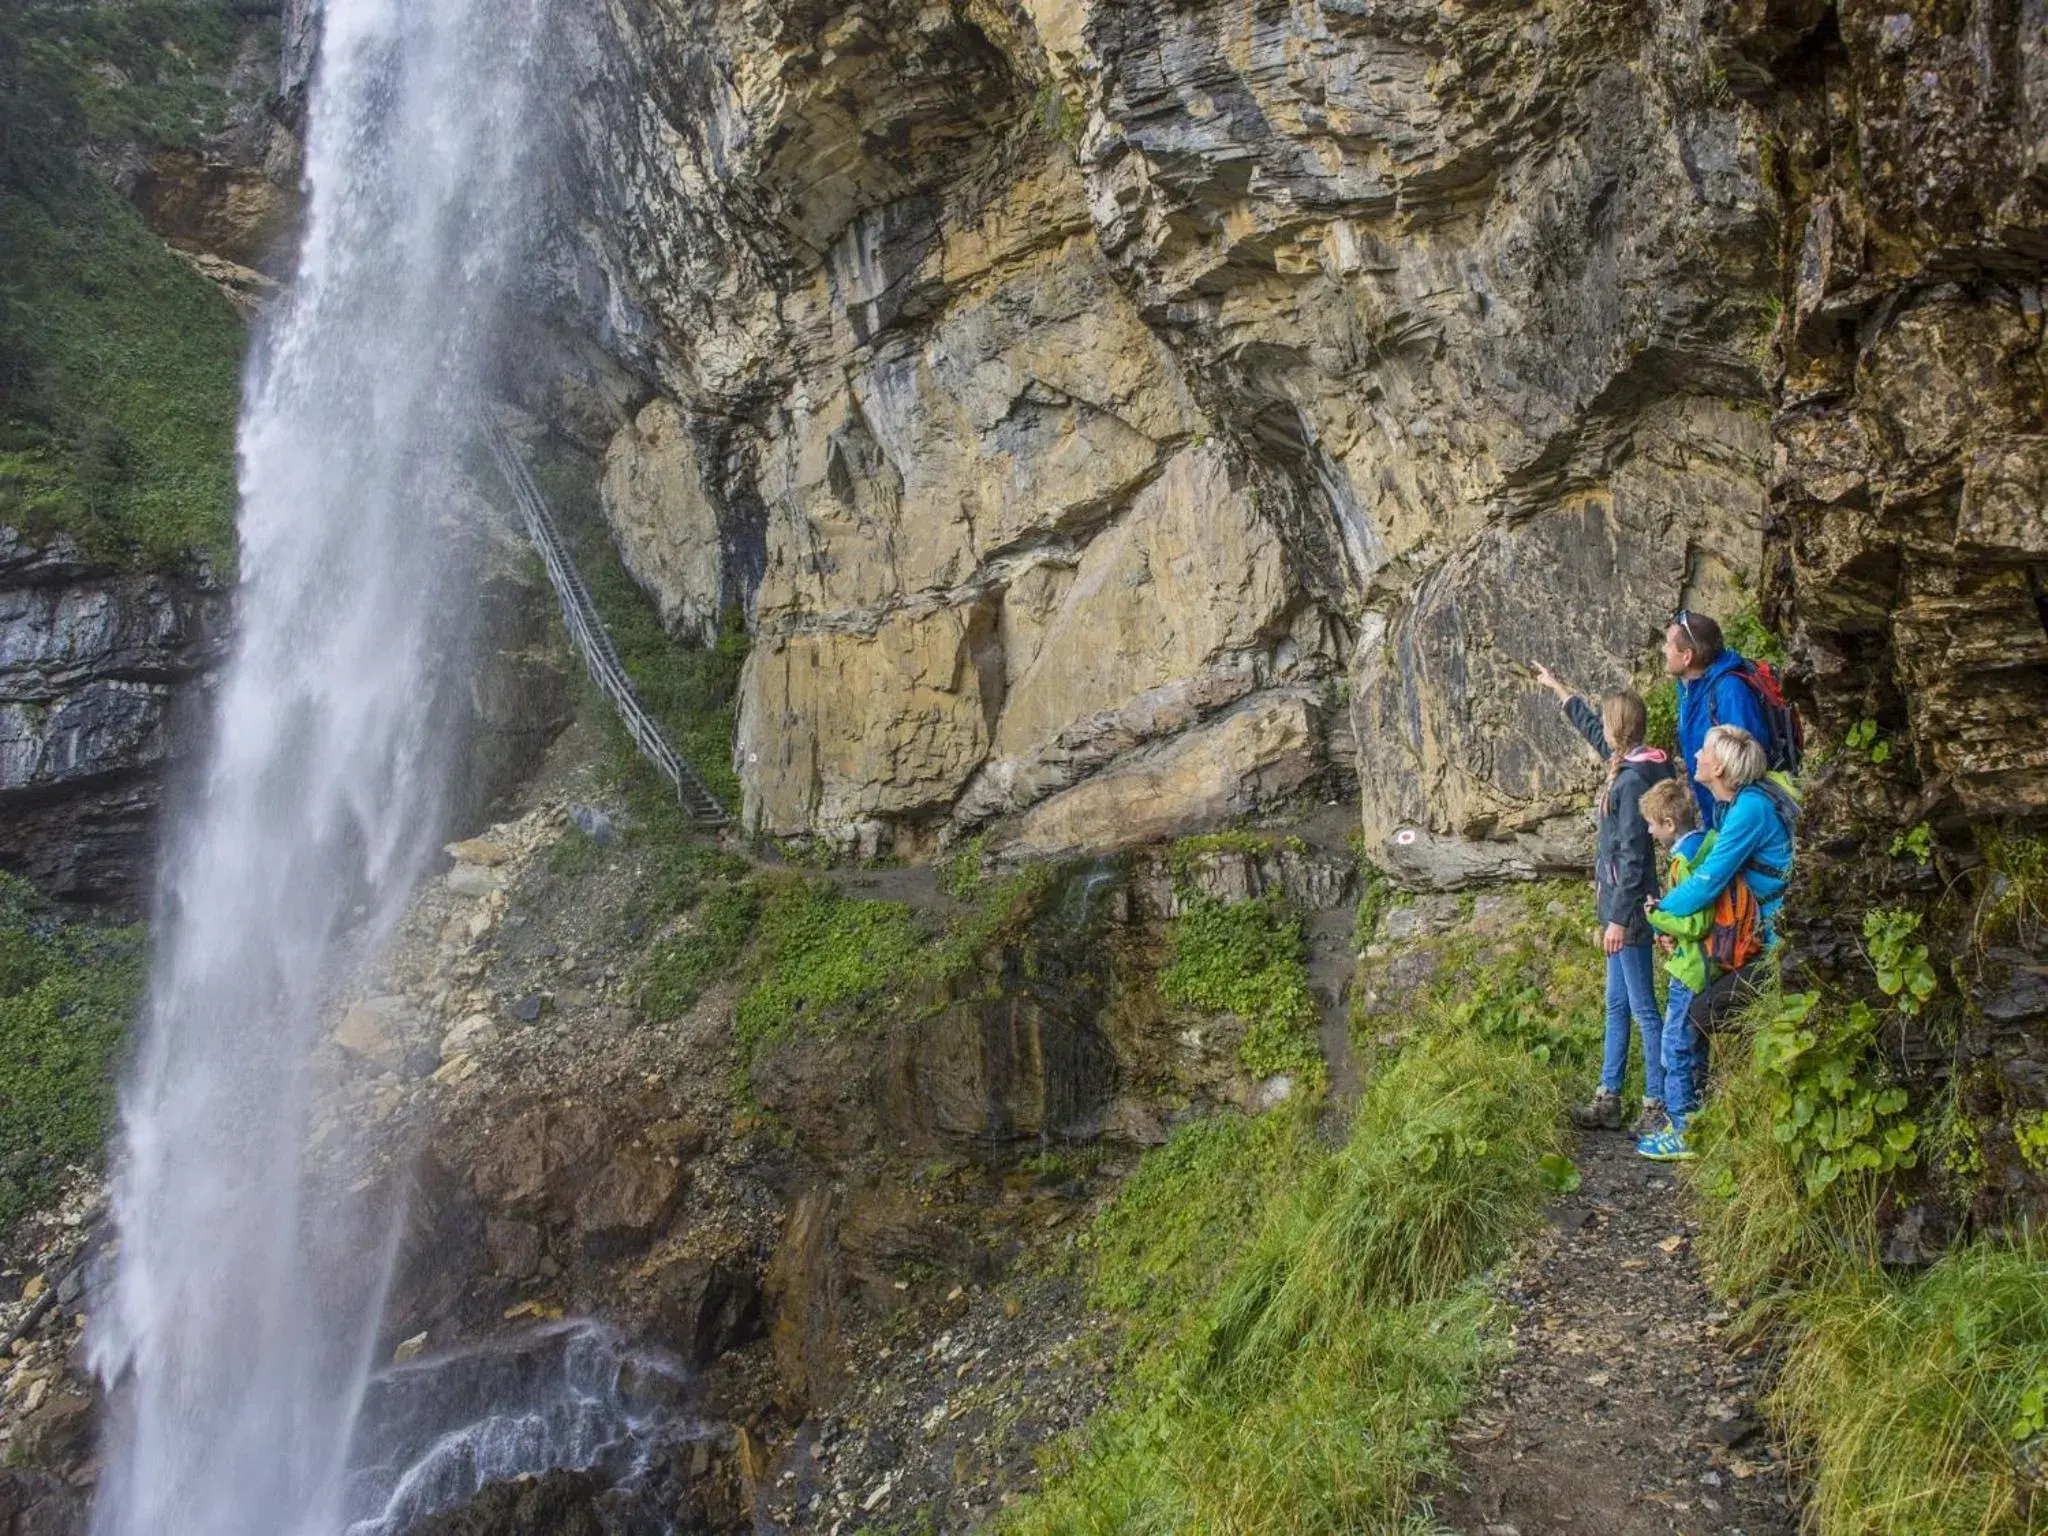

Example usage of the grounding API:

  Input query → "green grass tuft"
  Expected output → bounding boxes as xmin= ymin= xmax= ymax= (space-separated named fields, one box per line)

xmin=0 ymin=873 xmax=142 ymax=1233
xmin=1771 ymin=1237 xmax=2048 ymax=1535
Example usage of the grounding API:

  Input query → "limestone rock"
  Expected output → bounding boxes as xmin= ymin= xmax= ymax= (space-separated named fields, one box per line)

xmin=334 ymin=999 xmax=409 ymax=1071
xmin=600 ymin=400 xmax=736 ymax=645
xmin=439 ymin=1014 xmax=500 ymax=1061
xmin=1000 ymin=697 xmax=1323 ymax=859
xmin=738 ymin=602 xmax=999 ymax=837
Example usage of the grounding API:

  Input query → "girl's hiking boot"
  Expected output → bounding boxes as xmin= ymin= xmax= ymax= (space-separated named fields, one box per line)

xmin=1632 ymin=1099 xmax=1669 ymax=1137
xmin=1637 ymin=1127 xmax=1694 ymax=1161
xmin=1569 ymin=1090 xmax=1624 ymax=1131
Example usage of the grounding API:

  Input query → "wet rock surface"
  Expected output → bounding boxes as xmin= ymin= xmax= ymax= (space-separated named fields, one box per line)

xmin=0 ymin=531 xmax=226 ymax=905
xmin=1438 ymin=1131 xmax=1797 ymax=1536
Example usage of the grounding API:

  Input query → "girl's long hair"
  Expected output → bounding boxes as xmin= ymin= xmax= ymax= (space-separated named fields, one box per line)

xmin=1600 ymin=690 xmax=1649 ymax=813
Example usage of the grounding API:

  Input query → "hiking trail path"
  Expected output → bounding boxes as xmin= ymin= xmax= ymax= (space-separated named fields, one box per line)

xmin=1436 ymin=1126 xmax=1802 ymax=1535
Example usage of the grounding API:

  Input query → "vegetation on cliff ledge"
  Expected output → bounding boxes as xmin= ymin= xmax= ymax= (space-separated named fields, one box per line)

xmin=0 ymin=0 xmax=254 ymax=569
xmin=0 ymin=873 xmax=141 ymax=1232
xmin=1689 ymin=828 xmax=2048 ymax=1534
xmin=1007 ymin=884 xmax=1602 ymax=1533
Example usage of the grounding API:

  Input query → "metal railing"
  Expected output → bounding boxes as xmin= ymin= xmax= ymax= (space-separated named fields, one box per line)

xmin=484 ymin=422 xmax=732 ymax=827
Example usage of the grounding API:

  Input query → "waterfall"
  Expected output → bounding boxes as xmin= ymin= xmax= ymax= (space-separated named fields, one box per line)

xmin=88 ymin=2 xmax=561 ymax=1532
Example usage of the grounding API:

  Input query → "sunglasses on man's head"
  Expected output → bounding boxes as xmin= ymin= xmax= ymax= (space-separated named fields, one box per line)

xmin=1669 ymin=611 xmax=1700 ymax=647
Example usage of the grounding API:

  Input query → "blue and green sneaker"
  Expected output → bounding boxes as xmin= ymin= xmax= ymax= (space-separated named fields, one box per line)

xmin=1636 ymin=1127 xmax=1693 ymax=1161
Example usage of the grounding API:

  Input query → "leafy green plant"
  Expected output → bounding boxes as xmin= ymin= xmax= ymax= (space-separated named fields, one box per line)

xmin=733 ymin=879 xmax=927 ymax=1052
xmin=2013 ymin=1110 xmax=2048 ymax=1175
xmin=1537 ymin=1152 xmax=1582 ymax=1195
xmin=940 ymin=835 xmax=987 ymax=900
xmin=1863 ymin=907 xmax=1937 ymax=1016
xmin=1888 ymin=821 xmax=1935 ymax=865
xmin=0 ymin=874 xmax=143 ymax=1232
xmin=1752 ymin=990 xmax=1918 ymax=1199
xmin=631 ymin=881 xmax=762 ymax=1020
xmin=1845 ymin=717 xmax=1891 ymax=766
xmin=1159 ymin=896 xmax=1325 ymax=1085
xmin=2013 ymin=1365 xmax=2048 ymax=1443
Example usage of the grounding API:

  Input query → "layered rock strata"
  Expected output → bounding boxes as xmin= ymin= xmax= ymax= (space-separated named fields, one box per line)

xmin=0 ymin=532 xmax=226 ymax=904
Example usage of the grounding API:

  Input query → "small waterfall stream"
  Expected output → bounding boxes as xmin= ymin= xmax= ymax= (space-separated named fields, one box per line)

xmin=83 ymin=3 xmax=670 ymax=1532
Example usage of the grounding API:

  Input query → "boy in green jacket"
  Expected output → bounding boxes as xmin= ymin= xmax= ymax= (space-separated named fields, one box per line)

xmin=1638 ymin=778 xmax=1711 ymax=1159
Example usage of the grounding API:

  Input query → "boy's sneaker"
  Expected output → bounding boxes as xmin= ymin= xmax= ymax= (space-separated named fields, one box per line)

xmin=1569 ymin=1090 xmax=1624 ymax=1131
xmin=1632 ymin=1099 xmax=1669 ymax=1137
xmin=1637 ymin=1127 xmax=1694 ymax=1161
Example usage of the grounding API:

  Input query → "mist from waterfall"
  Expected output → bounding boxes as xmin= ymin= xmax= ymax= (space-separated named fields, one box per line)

xmin=88 ymin=2 xmax=557 ymax=1532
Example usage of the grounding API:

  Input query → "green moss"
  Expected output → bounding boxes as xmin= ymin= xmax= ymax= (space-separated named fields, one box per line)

xmin=1159 ymin=896 xmax=1325 ymax=1086
xmin=631 ymin=881 xmax=762 ymax=1021
xmin=0 ymin=174 xmax=243 ymax=568
xmin=0 ymin=873 xmax=142 ymax=1233
xmin=733 ymin=878 xmax=929 ymax=1052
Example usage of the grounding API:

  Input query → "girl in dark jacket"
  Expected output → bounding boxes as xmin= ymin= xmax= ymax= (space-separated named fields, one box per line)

xmin=1533 ymin=668 xmax=1675 ymax=1133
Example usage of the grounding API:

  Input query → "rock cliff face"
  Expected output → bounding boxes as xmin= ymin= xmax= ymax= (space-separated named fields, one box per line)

xmin=0 ymin=532 xmax=226 ymax=904
xmin=535 ymin=0 xmax=1792 ymax=865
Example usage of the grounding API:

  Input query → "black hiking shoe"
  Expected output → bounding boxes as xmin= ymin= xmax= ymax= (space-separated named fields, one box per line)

xmin=1632 ymin=1099 xmax=1669 ymax=1137
xmin=1569 ymin=1090 xmax=1624 ymax=1132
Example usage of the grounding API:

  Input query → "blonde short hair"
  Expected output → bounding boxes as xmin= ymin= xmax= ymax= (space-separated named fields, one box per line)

xmin=1701 ymin=725 xmax=1768 ymax=788
xmin=1638 ymin=776 xmax=1698 ymax=829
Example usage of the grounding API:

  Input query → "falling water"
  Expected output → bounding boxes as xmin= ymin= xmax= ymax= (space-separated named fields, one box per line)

xmin=88 ymin=2 xmax=562 ymax=1532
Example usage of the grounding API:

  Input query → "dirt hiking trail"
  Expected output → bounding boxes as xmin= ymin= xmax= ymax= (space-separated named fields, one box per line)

xmin=1436 ymin=1125 xmax=1801 ymax=1535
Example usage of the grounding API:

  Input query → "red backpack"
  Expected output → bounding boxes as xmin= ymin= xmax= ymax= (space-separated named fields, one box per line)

xmin=1710 ymin=658 xmax=1806 ymax=775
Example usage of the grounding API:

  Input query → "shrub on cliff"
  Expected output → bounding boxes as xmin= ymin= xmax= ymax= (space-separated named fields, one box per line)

xmin=0 ymin=873 xmax=141 ymax=1232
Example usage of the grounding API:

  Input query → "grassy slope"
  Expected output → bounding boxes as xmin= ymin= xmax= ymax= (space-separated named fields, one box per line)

xmin=0 ymin=873 xmax=143 ymax=1232
xmin=0 ymin=0 xmax=253 ymax=569
xmin=1003 ymin=884 xmax=1603 ymax=1535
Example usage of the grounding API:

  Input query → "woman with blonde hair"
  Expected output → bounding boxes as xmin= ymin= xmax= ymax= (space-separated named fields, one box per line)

xmin=1533 ymin=665 xmax=1675 ymax=1133
xmin=1641 ymin=724 xmax=1801 ymax=1143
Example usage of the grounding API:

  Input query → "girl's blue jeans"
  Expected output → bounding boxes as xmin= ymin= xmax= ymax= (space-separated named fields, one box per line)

xmin=1601 ymin=943 xmax=1664 ymax=1102
xmin=1661 ymin=978 xmax=1706 ymax=1129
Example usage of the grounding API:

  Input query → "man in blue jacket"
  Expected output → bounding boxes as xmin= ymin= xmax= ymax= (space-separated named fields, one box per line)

xmin=1666 ymin=611 xmax=1769 ymax=827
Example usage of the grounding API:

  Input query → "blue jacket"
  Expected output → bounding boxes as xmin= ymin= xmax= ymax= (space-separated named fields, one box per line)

xmin=1677 ymin=650 xmax=1770 ymax=827
xmin=1658 ymin=781 xmax=1799 ymax=943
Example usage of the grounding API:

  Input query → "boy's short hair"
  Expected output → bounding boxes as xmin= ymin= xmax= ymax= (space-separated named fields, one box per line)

xmin=1638 ymin=776 xmax=1698 ymax=829
xmin=1702 ymin=724 xmax=1769 ymax=788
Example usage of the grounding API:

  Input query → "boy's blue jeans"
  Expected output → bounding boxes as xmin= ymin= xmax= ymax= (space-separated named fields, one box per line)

xmin=1661 ymin=978 xmax=1706 ymax=1129
xmin=1601 ymin=944 xmax=1663 ymax=1102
